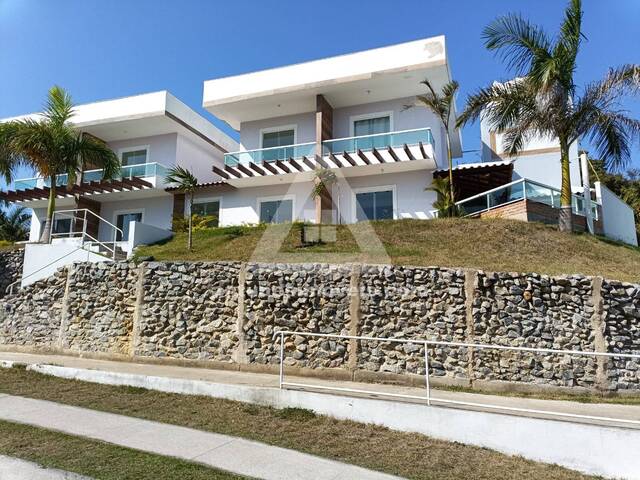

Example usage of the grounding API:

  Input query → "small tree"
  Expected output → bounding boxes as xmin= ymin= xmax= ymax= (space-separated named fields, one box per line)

xmin=427 ymin=177 xmax=459 ymax=218
xmin=0 ymin=205 xmax=30 ymax=242
xmin=413 ymin=79 xmax=460 ymax=212
xmin=165 ymin=166 xmax=199 ymax=250
xmin=0 ymin=86 xmax=120 ymax=242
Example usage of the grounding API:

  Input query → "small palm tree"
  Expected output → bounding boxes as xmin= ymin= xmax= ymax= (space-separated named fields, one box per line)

xmin=428 ymin=177 xmax=459 ymax=218
xmin=0 ymin=205 xmax=30 ymax=242
xmin=165 ymin=166 xmax=199 ymax=250
xmin=0 ymin=86 xmax=120 ymax=242
xmin=413 ymin=79 xmax=460 ymax=210
xmin=458 ymin=0 xmax=640 ymax=232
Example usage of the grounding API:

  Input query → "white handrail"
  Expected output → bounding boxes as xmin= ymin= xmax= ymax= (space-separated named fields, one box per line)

xmin=272 ymin=330 xmax=640 ymax=427
xmin=52 ymin=208 xmax=123 ymax=236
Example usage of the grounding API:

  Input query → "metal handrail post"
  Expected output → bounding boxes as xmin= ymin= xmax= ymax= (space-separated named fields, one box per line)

xmin=279 ymin=331 xmax=285 ymax=389
xmin=424 ymin=341 xmax=431 ymax=406
xmin=82 ymin=209 xmax=87 ymax=245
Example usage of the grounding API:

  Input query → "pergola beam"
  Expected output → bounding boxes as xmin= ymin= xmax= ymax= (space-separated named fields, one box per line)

xmin=403 ymin=144 xmax=416 ymax=161
xmin=356 ymin=149 xmax=371 ymax=165
xmin=372 ymin=147 xmax=386 ymax=164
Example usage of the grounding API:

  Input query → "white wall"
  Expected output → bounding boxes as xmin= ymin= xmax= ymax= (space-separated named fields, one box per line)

xmin=596 ymin=182 xmax=638 ymax=246
xmin=210 ymin=183 xmax=316 ymax=226
xmin=126 ymin=221 xmax=173 ymax=256
xmin=107 ymin=133 xmax=177 ymax=169
xmin=176 ymin=133 xmax=223 ymax=183
xmin=21 ymin=241 xmax=111 ymax=287
xmin=239 ymin=112 xmax=316 ymax=151
xmin=334 ymin=170 xmax=437 ymax=223
xmin=97 ymin=196 xmax=173 ymax=242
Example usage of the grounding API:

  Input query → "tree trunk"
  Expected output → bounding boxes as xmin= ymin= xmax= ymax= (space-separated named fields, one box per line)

xmin=445 ymin=131 xmax=455 ymax=216
xmin=187 ymin=193 xmax=193 ymax=251
xmin=558 ymin=139 xmax=573 ymax=233
xmin=39 ymin=176 xmax=57 ymax=243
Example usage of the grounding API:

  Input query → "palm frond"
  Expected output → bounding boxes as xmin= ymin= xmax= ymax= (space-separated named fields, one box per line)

xmin=164 ymin=165 xmax=199 ymax=193
xmin=43 ymin=85 xmax=75 ymax=126
xmin=483 ymin=13 xmax=552 ymax=75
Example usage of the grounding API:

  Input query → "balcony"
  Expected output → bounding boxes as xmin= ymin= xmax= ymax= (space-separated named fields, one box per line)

xmin=322 ymin=128 xmax=434 ymax=156
xmin=12 ymin=163 xmax=169 ymax=191
xmin=218 ymin=128 xmax=436 ymax=186
xmin=224 ymin=142 xmax=315 ymax=167
xmin=454 ymin=178 xmax=602 ymax=233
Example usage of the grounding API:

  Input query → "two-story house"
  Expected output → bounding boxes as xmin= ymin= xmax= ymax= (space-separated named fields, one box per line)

xmin=195 ymin=36 xmax=462 ymax=226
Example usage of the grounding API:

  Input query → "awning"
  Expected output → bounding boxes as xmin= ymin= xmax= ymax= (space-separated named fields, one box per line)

xmin=434 ymin=160 xmax=514 ymax=201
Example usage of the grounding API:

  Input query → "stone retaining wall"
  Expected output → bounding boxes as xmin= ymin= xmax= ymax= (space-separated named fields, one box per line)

xmin=1 ymin=260 xmax=638 ymax=392
xmin=0 ymin=248 xmax=24 ymax=297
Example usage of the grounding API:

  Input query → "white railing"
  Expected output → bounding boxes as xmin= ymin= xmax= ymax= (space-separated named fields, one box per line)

xmin=49 ymin=209 xmax=124 ymax=260
xmin=273 ymin=330 xmax=640 ymax=427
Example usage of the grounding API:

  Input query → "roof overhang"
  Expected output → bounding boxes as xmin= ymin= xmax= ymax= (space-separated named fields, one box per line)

xmin=2 ymin=91 xmax=238 ymax=154
xmin=202 ymin=36 xmax=461 ymax=156
xmin=435 ymin=160 xmax=514 ymax=201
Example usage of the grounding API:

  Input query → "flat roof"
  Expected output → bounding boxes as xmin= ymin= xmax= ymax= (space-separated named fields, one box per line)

xmin=2 ymin=91 xmax=238 ymax=154
xmin=203 ymin=36 xmax=461 ymax=157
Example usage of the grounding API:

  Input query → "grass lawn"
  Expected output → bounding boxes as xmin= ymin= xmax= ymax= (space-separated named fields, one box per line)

xmin=135 ymin=218 xmax=640 ymax=283
xmin=0 ymin=420 xmax=247 ymax=480
xmin=0 ymin=366 xmax=597 ymax=480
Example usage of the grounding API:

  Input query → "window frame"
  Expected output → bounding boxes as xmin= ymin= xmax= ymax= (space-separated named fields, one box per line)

xmin=112 ymin=208 xmax=145 ymax=241
xmin=351 ymin=185 xmax=397 ymax=223
xmin=259 ymin=125 xmax=298 ymax=149
xmin=348 ymin=111 xmax=394 ymax=137
xmin=118 ymin=145 xmax=150 ymax=166
xmin=191 ymin=196 xmax=222 ymax=218
xmin=256 ymin=194 xmax=295 ymax=224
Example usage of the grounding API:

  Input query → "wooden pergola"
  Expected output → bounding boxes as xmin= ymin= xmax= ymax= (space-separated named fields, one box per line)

xmin=0 ymin=177 xmax=153 ymax=203
xmin=434 ymin=161 xmax=514 ymax=201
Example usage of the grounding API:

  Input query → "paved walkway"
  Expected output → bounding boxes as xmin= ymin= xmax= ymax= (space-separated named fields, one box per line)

xmin=0 ymin=394 xmax=401 ymax=480
xmin=0 ymin=454 xmax=91 ymax=479
xmin=1 ymin=350 xmax=639 ymax=427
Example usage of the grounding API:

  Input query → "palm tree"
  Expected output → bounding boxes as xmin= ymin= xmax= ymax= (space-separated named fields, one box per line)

xmin=414 ymin=79 xmax=460 ymax=208
xmin=0 ymin=205 xmax=30 ymax=242
xmin=165 ymin=166 xmax=199 ymax=250
xmin=458 ymin=0 xmax=640 ymax=231
xmin=0 ymin=86 xmax=120 ymax=241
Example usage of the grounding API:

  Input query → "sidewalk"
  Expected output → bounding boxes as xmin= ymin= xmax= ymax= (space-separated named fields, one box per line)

xmin=0 ymin=394 xmax=401 ymax=480
xmin=1 ymin=350 xmax=639 ymax=428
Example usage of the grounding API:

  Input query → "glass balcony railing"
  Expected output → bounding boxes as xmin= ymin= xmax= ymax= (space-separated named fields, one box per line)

xmin=224 ymin=142 xmax=316 ymax=167
xmin=322 ymin=128 xmax=434 ymax=156
xmin=12 ymin=163 xmax=169 ymax=191
xmin=82 ymin=162 xmax=169 ymax=183
xmin=456 ymin=178 xmax=599 ymax=220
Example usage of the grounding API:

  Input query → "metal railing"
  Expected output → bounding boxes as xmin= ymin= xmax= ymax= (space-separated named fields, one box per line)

xmin=49 ymin=209 xmax=124 ymax=260
xmin=322 ymin=127 xmax=434 ymax=156
xmin=273 ymin=330 xmax=640 ymax=427
xmin=224 ymin=142 xmax=316 ymax=167
xmin=455 ymin=178 xmax=600 ymax=220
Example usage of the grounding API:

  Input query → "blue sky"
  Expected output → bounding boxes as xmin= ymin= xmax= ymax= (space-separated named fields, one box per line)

xmin=1 ymin=0 xmax=639 ymax=185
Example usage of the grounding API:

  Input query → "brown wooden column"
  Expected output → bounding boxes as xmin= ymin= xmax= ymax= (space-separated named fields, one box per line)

xmin=75 ymin=196 xmax=101 ymax=239
xmin=315 ymin=94 xmax=334 ymax=224
xmin=172 ymin=193 xmax=186 ymax=228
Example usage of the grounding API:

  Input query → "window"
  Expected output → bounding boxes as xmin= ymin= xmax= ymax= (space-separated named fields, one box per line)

xmin=353 ymin=116 xmax=391 ymax=137
xmin=192 ymin=200 xmax=220 ymax=226
xmin=121 ymin=148 xmax=147 ymax=166
xmin=355 ymin=189 xmax=394 ymax=222
xmin=352 ymin=115 xmax=391 ymax=151
xmin=259 ymin=199 xmax=293 ymax=224
xmin=261 ymin=128 xmax=295 ymax=162
xmin=52 ymin=218 xmax=72 ymax=236
xmin=115 ymin=212 xmax=143 ymax=241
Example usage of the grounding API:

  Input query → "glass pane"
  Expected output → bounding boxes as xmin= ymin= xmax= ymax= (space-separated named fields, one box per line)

xmin=262 ymin=130 xmax=295 ymax=149
xmin=525 ymin=182 xmax=554 ymax=206
xmin=488 ymin=182 xmax=524 ymax=208
xmin=53 ymin=218 xmax=72 ymax=235
xmin=374 ymin=190 xmax=394 ymax=220
xmin=260 ymin=200 xmax=293 ymax=224
xmin=355 ymin=192 xmax=375 ymax=222
xmin=192 ymin=201 xmax=220 ymax=217
xmin=121 ymin=149 xmax=147 ymax=166
xmin=354 ymin=116 xmax=390 ymax=136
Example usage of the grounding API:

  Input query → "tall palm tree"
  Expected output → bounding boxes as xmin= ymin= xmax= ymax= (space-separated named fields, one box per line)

xmin=0 ymin=205 xmax=30 ymax=242
xmin=165 ymin=166 xmax=199 ymax=250
xmin=0 ymin=86 xmax=120 ymax=241
xmin=414 ymin=79 xmax=460 ymax=207
xmin=458 ymin=0 xmax=640 ymax=231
